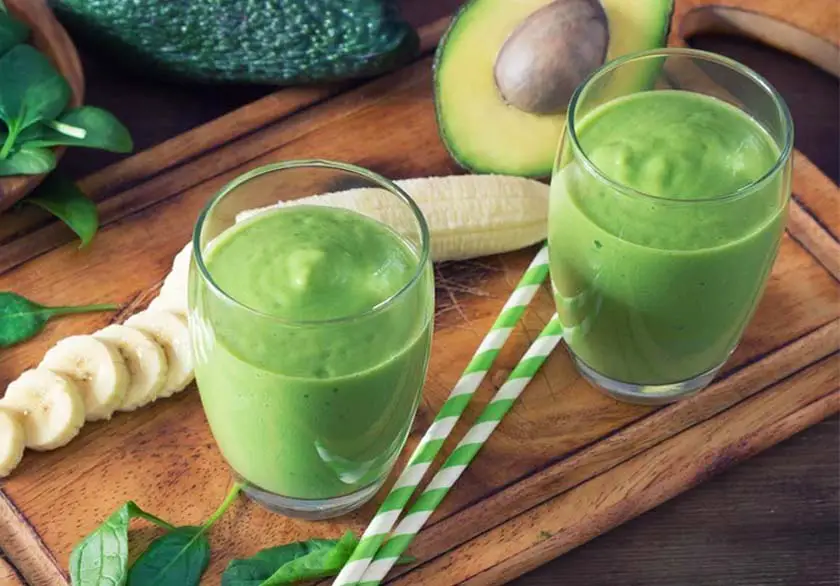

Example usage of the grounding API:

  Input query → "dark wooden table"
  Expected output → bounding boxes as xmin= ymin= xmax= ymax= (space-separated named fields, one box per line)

xmin=50 ymin=2 xmax=840 ymax=585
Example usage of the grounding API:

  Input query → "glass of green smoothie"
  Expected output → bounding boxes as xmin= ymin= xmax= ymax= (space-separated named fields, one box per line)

xmin=549 ymin=48 xmax=792 ymax=404
xmin=189 ymin=160 xmax=434 ymax=519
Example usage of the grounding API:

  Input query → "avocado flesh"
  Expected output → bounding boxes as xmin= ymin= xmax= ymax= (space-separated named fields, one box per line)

xmin=434 ymin=0 xmax=675 ymax=177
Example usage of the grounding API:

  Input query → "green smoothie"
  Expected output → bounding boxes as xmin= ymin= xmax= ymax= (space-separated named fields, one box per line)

xmin=549 ymin=90 xmax=788 ymax=385
xmin=192 ymin=205 xmax=433 ymax=500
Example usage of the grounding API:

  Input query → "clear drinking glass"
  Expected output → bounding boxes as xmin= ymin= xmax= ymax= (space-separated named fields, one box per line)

xmin=189 ymin=160 xmax=434 ymax=519
xmin=549 ymin=48 xmax=793 ymax=404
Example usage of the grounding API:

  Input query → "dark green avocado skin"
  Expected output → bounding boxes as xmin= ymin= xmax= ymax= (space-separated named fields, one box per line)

xmin=50 ymin=0 xmax=419 ymax=84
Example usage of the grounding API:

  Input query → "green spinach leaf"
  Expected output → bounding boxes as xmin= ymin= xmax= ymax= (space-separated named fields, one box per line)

xmin=222 ymin=538 xmax=351 ymax=586
xmin=68 ymin=502 xmax=170 ymax=586
xmin=221 ymin=532 xmax=413 ymax=586
xmin=45 ymin=118 xmax=87 ymax=139
xmin=0 ymin=291 xmax=118 ymax=347
xmin=25 ymin=106 xmax=133 ymax=153
xmin=0 ymin=144 xmax=55 ymax=175
xmin=69 ymin=502 xmax=132 ymax=586
xmin=127 ymin=526 xmax=210 ymax=586
xmin=0 ymin=9 xmax=28 ymax=57
xmin=25 ymin=175 xmax=98 ymax=247
xmin=262 ymin=531 xmax=358 ymax=585
xmin=125 ymin=483 xmax=241 ymax=586
xmin=0 ymin=44 xmax=70 ymax=147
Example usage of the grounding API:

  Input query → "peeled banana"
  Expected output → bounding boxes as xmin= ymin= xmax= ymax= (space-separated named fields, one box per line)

xmin=1 ymin=368 xmax=85 ymax=451
xmin=148 ymin=243 xmax=191 ymax=316
xmin=0 ymin=408 xmax=25 ymax=477
xmin=41 ymin=335 xmax=129 ymax=421
xmin=95 ymin=324 xmax=168 ymax=411
xmin=124 ymin=311 xmax=193 ymax=397
xmin=236 ymin=174 xmax=549 ymax=262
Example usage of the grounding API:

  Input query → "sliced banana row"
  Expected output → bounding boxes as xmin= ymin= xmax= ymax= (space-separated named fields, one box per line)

xmin=0 ymin=309 xmax=193 ymax=477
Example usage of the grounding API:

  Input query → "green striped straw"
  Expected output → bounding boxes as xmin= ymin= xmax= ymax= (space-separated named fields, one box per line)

xmin=332 ymin=245 xmax=549 ymax=586
xmin=357 ymin=316 xmax=564 ymax=585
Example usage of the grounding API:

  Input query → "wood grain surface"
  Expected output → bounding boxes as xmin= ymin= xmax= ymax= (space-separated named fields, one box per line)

xmin=0 ymin=0 xmax=837 ymax=585
xmin=0 ymin=553 xmax=25 ymax=586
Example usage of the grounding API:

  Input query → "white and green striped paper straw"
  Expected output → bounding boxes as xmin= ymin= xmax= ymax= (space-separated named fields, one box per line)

xmin=356 ymin=316 xmax=564 ymax=585
xmin=332 ymin=245 xmax=549 ymax=586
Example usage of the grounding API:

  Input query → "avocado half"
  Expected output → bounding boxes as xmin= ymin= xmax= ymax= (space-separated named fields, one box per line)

xmin=434 ymin=0 xmax=674 ymax=177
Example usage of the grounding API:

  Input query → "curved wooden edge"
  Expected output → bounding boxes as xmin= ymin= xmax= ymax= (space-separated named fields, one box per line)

xmin=788 ymin=200 xmax=840 ymax=280
xmin=0 ymin=0 xmax=84 ymax=213
xmin=0 ymin=489 xmax=67 ymax=586
xmin=0 ymin=555 xmax=26 ymax=586
xmin=315 ymin=319 xmax=840 ymax=586
xmin=392 ymin=364 xmax=839 ymax=585
xmin=678 ymin=5 xmax=840 ymax=77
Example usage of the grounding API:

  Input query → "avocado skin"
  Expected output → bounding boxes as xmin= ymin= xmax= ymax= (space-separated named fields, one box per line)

xmin=49 ymin=0 xmax=419 ymax=84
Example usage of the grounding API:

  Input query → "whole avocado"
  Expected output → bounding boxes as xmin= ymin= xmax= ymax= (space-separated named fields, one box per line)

xmin=49 ymin=0 xmax=419 ymax=84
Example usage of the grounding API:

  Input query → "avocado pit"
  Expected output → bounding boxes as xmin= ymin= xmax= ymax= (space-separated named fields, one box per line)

xmin=494 ymin=0 xmax=610 ymax=115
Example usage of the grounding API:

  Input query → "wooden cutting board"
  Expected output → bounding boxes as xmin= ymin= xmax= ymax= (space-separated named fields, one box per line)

xmin=0 ymin=0 xmax=837 ymax=584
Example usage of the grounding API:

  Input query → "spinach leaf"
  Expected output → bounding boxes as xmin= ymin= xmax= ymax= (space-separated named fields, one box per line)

xmin=125 ymin=483 xmax=242 ymax=586
xmin=69 ymin=503 xmax=132 ymax=586
xmin=222 ymin=538 xmax=352 ymax=586
xmin=127 ymin=526 xmax=210 ymax=586
xmin=222 ymin=532 xmax=412 ymax=586
xmin=68 ymin=502 xmax=169 ymax=586
xmin=262 ymin=531 xmax=358 ymax=585
xmin=25 ymin=175 xmax=98 ymax=247
xmin=25 ymin=106 xmax=133 ymax=153
xmin=0 ymin=44 xmax=70 ymax=149
xmin=0 ymin=9 xmax=28 ymax=57
xmin=45 ymin=118 xmax=87 ymax=139
xmin=0 ymin=291 xmax=118 ymax=347
xmin=0 ymin=145 xmax=55 ymax=175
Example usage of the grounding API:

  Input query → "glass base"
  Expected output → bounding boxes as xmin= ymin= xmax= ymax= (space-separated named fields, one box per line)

xmin=237 ymin=475 xmax=385 ymax=521
xmin=572 ymin=354 xmax=725 ymax=405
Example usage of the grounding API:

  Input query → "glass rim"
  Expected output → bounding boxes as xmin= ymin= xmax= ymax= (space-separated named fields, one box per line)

xmin=191 ymin=159 xmax=432 ymax=327
xmin=565 ymin=47 xmax=794 ymax=205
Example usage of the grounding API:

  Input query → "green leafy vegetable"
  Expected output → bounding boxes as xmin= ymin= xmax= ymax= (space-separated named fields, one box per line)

xmin=263 ymin=532 xmax=358 ymax=585
xmin=0 ymin=291 xmax=118 ymax=347
xmin=0 ymin=144 xmax=55 ymax=175
xmin=0 ymin=8 xmax=28 ymax=57
xmin=45 ymin=118 xmax=87 ymax=139
xmin=127 ymin=527 xmax=210 ymax=586
xmin=68 ymin=502 xmax=172 ymax=586
xmin=25 ymin=175 xmax=98 ymax=247
xmin=222 ymin=532 xmax=414 ymax=586
xmin=71 ymin=486 xmax=241 ymax=586
xmin=24 ymin=106 xmax=133 ymax=153
xmin=222 ymin=537 xmax=353 ymax=586
xmin=69 ymin=484 xmax=416 ymax=586
xmin=126 ymin=484 xmax=241 ymax=586
xmin=0 ymin=44 xmax=70 ymax=156
xmin=68 ymin=503 xmax=132 ymax=586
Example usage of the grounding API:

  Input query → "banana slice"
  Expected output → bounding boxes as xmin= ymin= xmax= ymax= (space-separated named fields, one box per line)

xmin=148 ymin=243 xmax=191 ymax=316
xmin=95 ymin=325 xmax=168 ymax=411
xmin=0 ymin=407 xmax=25 ymax=477
xmin=41 ymin=335 xmax=129 ymax=421
xmin=1 ymin=368 xmax=85 ymax=451
xmin=125 ymin=310 xmax=193 ymax=398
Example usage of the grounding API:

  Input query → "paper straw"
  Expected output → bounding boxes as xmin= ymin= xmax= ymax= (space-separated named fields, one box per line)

xmin=332 ymin=245 xmax=550 ymax=586
xmin=357 ymin=316 xmax=564 ymax=585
